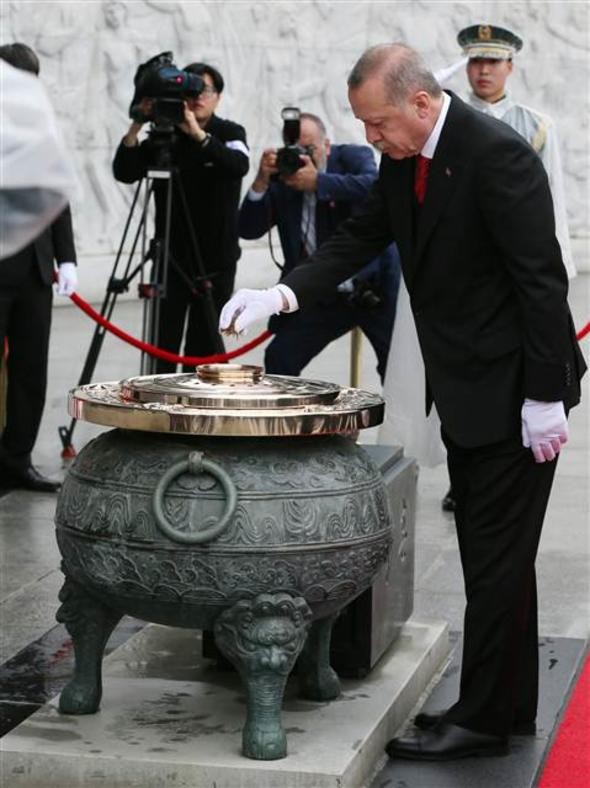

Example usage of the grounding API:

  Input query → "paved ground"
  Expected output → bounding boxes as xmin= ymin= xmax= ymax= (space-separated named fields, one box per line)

xmin=0 ymin=271 xmax=588 ymax=785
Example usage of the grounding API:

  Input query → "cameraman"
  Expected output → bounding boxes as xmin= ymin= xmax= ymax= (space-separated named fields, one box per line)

xmin=239 ymin=112 xmax=400 ymax=381
xmin=113 ymin=61 xmax=249 ymax=372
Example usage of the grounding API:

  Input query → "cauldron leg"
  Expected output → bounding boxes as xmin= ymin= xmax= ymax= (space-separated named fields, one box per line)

xmin=214 ymin=593 xmax=312 ymax=760
xmin=56 ymin=573 xmax=122 ymax=715
xmin=298 ymin=614 xmax=341 ymax=701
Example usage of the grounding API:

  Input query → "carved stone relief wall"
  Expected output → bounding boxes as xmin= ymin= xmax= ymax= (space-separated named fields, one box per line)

xmin=4 ymin=0 xmax=589 ymax=278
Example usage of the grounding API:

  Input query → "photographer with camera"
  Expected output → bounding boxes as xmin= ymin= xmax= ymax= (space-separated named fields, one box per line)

xmin=113 ymin=56 xmax=249 ymax=372
xmin=239 ymin=110 xmax=400 ymax=381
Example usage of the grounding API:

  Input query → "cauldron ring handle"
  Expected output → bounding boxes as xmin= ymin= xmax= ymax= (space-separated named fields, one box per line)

xmin=152 ymin=451 xmax=238 ymax=544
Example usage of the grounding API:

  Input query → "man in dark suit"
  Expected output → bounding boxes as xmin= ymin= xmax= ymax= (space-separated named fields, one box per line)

xmin=220 ymin=43 xmax=586 ymax=760
xmin=0 ymin=43 xmax=78 ymax=492
xmin=239 ymin=112 xmax=400 ymax=380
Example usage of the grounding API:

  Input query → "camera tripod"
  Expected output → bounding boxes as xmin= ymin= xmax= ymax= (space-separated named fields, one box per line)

xmin=58 ymin=139 xmax=224 ymax=454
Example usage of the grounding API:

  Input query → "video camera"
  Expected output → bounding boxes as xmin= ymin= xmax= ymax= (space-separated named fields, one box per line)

xmin=129 ymin=51 xmax=204 ymax=128
xmin=275 ymin=107 xmax=314 ymax=177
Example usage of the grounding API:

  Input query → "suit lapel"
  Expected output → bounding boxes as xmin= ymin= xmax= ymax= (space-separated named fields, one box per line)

xmin=388 ymin=158 xmax=416 ymax=285
xmin=414 ymin=94 xmax=463 ymax=264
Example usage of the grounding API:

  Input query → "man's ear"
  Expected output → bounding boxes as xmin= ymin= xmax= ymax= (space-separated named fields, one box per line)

xmin=324 ymin=137 xmax=331 ymax=156
xmin=413 ymin=91 xmax=431 ymax=118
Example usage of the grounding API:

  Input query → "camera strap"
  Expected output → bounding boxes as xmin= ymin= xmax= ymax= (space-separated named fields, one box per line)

xmin=265 ymin=197 xmax=284 ymax=273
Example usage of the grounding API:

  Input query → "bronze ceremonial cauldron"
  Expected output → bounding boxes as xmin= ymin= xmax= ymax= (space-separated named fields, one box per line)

xmin=55 ymin=365 xmax=391 ymax=760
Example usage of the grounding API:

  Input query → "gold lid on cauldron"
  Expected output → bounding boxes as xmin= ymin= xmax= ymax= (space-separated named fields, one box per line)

xmin=68 ymin=364 xmax=384 ymax=436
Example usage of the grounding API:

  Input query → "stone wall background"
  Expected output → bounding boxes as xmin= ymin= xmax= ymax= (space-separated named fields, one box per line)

xmin=3 ymin=0 xmax=589 ymax=297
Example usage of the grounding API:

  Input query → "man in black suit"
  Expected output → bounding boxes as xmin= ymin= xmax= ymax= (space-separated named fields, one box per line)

xmin=0 ymin=43 xmax=78 ymax=492
xmin=220 ymin=43 xmax=586 ymax=760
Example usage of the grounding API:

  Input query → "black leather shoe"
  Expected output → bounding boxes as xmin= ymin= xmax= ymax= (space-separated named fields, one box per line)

xmin=385 ymin=723 xmax=508 ymax=761
xmin=441 ymin=488 xmax=456 ymax=512
xmin=4 ymin=465 xmax=61 ymax=492
xmin=415 ymin=710 xmax=536 ymax=736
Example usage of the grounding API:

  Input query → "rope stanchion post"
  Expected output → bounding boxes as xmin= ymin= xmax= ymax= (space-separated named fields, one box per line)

xmin=349 ymin=327 xmax=362 ymax=388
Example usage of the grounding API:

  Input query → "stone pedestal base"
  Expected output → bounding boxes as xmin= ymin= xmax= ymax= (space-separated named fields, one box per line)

xmin=1 ymin=620 xmax=448 ymax=788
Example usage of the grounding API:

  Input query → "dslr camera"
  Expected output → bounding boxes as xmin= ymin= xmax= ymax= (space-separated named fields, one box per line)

xmin=129 ymin=51 xmax=204 ymax=128
xmin=275 ymin=107 xmax=314 ymax=177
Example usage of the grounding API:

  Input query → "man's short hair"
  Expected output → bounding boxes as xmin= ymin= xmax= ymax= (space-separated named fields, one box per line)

xmin=300 ymin=112 xmax=327 ymax=138
xmin=0 ymin=42 xmax=40 ymax=75
xmin=348 ymin=43 xmax=441 ymax=105
xmin=183 ymin=62 xmax=224 ymax=93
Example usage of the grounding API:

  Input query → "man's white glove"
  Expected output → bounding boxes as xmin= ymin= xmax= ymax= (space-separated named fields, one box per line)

xmin=219 ymin=286 xmax=291 ymax=335
xmin=521 ymin=399 xmax=568 ymax=463
xmin=56 ymin=262 xmax=77 ymax=296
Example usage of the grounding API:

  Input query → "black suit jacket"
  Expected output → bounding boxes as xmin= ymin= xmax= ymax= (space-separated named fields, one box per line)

xmin=112 ymin=115 xmax=249 ymax=276
xmin=0 ymin=206 xmax=76 ymax=287
xmin=282 ymin=94 xmax=586 ymax=447
xmin=34 ymin=205 xmax=77 ymax=285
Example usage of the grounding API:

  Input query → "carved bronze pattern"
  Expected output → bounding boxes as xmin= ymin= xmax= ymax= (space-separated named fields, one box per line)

xmin=57 ymin=530 xmax=391 ymax=610
xmin=56 ymin=431 xmax=392 ymax=549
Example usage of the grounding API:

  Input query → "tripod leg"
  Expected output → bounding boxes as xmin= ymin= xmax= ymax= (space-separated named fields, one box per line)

xmin=58 ymin=180 xmax=152 ymax=451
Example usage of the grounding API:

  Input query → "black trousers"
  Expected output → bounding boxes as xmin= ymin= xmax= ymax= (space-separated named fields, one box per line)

xmin=0 ymin=251 xmax=52 ymax=469
xmin=154 ymin=265 xmax=235 ymax=374
xmin=441 ymin=429 xmax=558 ymax=737
xmin=265 ymin=295 xmax=395 ymax=383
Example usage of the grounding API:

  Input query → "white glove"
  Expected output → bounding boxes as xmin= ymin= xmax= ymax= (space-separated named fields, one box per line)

xmin=56 ymin=262 xmax=77 ymax=296
xmin=521 ymin=399 xmax=568 ymax=463
xmin=219 ymin=286 xmax=287 ymax=335
xmin=434 ymin=57 xmax=468 ymax=85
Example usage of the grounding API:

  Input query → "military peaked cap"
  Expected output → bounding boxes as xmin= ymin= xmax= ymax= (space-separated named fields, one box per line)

xmin=457 ymin=24 xmax=523 ymax=60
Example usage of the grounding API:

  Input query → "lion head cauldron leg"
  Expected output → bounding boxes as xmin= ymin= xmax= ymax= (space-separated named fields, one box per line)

xmin=214 ymin=593 xmax=312 ymax=760
xmin=297 ymin=613 xmax=341 ymax=701
xmin=56 ymin=569 xmax=122 ymax=715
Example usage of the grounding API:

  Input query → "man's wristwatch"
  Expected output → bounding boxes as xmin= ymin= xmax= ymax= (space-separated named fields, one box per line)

xmin=200 ymin=132 xmax=212 ymax=147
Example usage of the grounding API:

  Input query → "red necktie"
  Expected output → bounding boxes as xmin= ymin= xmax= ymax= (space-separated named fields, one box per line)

xmin=414 ymin=154 xmax=431 ymax=205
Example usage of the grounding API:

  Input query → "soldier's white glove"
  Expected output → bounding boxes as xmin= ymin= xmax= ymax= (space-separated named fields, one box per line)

xmin=219 ymin=285 xmax=297 ymax=334
xmin=56 ymin=262 xmax=77 ymax=296
xmin=521 ymin=399 xmax=568 ymax=463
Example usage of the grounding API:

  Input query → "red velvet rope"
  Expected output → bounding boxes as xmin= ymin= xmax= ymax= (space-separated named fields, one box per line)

xmin=68 ymin=287 xmax=590 ymax=351
xmin=48 ymin=270 xmax=590 ymax=364
xmin=68 ymin=290 xmax=272 ymax=365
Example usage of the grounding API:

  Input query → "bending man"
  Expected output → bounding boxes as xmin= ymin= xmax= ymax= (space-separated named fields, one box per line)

xmin=220 ymin=43 xmax=585 ymax=761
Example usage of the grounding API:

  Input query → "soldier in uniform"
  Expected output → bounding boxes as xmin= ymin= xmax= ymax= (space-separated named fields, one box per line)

xmin=458 ymin=23 xmax=575 ymax=278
